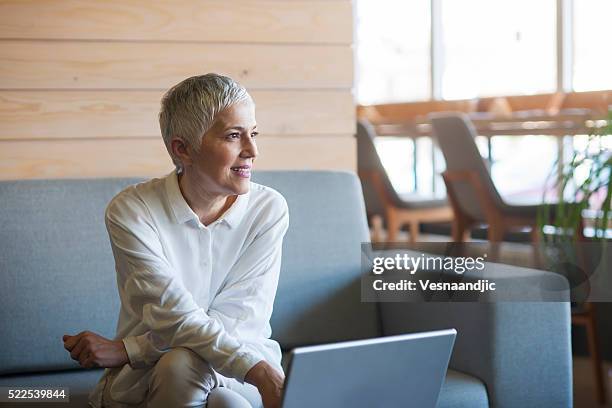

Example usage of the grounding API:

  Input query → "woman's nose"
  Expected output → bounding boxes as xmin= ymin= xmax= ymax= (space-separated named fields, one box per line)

xmin=241 ymin=136 xmax=258 ymax=158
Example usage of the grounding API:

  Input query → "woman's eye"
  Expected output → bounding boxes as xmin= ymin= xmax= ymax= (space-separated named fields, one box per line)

xmin=251 ymin=131 xmax=259 ymax=138
xmin=227 ymin=133 xmax=240 ymax=139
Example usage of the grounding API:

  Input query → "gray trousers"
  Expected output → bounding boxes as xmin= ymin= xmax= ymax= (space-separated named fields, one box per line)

xmin=102 ymin=348 xmax=263 ymax=408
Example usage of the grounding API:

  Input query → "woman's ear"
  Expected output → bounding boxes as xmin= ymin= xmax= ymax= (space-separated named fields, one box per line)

xmin=171 ymin=137 xmax=192 ymax=167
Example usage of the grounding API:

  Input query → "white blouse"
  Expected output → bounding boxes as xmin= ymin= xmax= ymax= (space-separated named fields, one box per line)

xmin=89 ymin=170 xmax=288 ymax=406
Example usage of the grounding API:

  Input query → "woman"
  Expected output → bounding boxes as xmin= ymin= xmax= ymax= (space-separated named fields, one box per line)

xmin=63 ymin=74 xmax=288 ymax=408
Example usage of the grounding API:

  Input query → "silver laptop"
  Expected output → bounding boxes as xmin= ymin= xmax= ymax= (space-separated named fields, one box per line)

xmin=281 ymin=329 xmax=456 ymax=408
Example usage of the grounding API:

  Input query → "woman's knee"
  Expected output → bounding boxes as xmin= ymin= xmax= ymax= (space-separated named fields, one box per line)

xmin=207 ymin=387 xmax=253 ymax=408
xmin=147 ymin=347 xmax=216 ymax=408
xmin=153 ymin=347 xmax=213 ymax=380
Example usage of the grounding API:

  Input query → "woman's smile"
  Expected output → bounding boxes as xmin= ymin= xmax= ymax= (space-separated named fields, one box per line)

xmin=230 ymin=164 xmax=252 ymax=178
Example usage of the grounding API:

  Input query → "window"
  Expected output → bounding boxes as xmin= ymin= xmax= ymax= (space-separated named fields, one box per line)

xmin=573 ymin=0 xmax=612 ymax=91
xmin=356 ymin=0 xmax=430 ymax=104
xmin=355 ymin=0 xmax=610 ymax=203
xmin=356 ymin=0 xmax=610 ymax=102
xmin=440 ymin=0 xmax=557 ymax=100
xmin=375 ymin=138 xmax=415 ymax=193
xmin=490 ymin=136 xmax=558 ymax=204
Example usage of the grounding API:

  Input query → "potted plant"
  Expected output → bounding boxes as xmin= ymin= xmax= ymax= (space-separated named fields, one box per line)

xmin=538 ymin=111 xmax=611 ymax=299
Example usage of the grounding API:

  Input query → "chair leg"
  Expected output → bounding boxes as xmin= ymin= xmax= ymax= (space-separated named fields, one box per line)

xmin=451 ymin=218 xmax=470 ymax=243
xmin=408 ymin=221 xmax=419 ymax=244
xmin=370 ymin=215 xmax=384 ymax=244
xmin=386 ymin=209 xmax=400 ymax=242
xmin=488 ymin=225 xmax=505 ymax=262
xmin=530 ymin=227 xmax=543 ymax=269
xmin=584 ymin=304 xmax=606 ymax=404
xmin=488 ymin=223 xmax=505 ymax=242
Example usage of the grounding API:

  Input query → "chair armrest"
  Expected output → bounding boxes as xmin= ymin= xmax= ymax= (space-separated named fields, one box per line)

xmin=378 ymin=263 xmax=572 ymax=408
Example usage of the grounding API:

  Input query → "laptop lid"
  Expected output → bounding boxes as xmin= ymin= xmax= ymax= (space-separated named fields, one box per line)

xmin=282 ymin=329 xmax=456 ymax=408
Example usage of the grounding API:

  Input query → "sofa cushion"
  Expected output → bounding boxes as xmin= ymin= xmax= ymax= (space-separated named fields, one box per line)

xmin=437 ymin=369 xmax=489 ymax=408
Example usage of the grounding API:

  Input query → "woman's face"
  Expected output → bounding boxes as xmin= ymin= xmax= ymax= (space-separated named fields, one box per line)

xmin=185 ymin=99 xmax=258 ymax=196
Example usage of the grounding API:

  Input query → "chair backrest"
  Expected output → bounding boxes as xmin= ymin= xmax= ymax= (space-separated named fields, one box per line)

xmin=429 ymin=112 xmax=504 ymax=221
xmin=0 ymin=171 xmax=380 ymax=376
xmin=356 ymin=119 xmax=403 ymax=213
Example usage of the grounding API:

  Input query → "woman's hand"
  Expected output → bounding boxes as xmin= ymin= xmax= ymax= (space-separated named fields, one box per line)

xmin=62 ymin=331 xmax=129 ymax=369
xmin=245 ymin=360 xmax=284 ymax=408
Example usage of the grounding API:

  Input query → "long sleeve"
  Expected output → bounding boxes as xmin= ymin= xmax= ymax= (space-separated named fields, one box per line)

xmin=122 ymin=331 xmax=167 ymax=369
xmin=106 ymin=194 xmax=264 ymax=381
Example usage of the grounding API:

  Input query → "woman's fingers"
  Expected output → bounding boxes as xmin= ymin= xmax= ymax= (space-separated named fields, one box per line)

xmin=63 ymin=331 xmax=89 ymax=351
xmin=77 ymin=341 xmax=93 ymax=366
xmin=64 ymin=332 xmax=99 ymax=367
xmin=82 ymin=352 xmax=98 ymax=369
xmin=70 ymin=337 xmax=88 ymax=361
xmin=62 ymin=333 xmax=79 ymax=351
xmin=63 ymin=331 xmax=125 ymax=368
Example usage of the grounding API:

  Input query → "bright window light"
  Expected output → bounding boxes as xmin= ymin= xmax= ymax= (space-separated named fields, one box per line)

xmin=440 ymin=0 xmax=557 ymax=99
xmin=355 ymin=0 xmax=430 ymax=105
xmin=573 ymin=0 xmax=612 ymax=91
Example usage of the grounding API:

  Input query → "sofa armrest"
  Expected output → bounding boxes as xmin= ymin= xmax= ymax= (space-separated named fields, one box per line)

xmin=378 ymin=263 xmax=572 ymax=408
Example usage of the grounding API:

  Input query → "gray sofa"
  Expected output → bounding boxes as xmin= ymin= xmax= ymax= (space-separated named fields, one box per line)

xmin=0 ymin=171 xmax=572 ymax=407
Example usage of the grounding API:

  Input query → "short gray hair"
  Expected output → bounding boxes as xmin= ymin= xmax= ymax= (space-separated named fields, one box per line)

xmin=159 ymin=73 xmax=252 ymax=170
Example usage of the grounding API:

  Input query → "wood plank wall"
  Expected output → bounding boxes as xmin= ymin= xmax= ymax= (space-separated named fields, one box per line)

xmin=0 ymin=0 xmax=355 ymax=179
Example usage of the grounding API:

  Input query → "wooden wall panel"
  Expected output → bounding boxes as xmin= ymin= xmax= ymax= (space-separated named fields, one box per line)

xmin=0 ymin=0 xmax=355 ymax=179
xmin=0 ymin=90 xmax=355 ymax=139
xmin=0 ymin=41 xmax=352 ymax=90
xmin=255 ymin=136 xmax=356 ymax=170
xmin=0 ymin=136 xmax=355 ymax=179
xmin=0 ymin=0 xmax=352 ymax=44
xmin=0 ymin=138 xmax=172 ymax=179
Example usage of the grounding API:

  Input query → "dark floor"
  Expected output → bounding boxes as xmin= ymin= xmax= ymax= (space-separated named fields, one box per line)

xmin=574 ymin=357 xmax=611 ymax=407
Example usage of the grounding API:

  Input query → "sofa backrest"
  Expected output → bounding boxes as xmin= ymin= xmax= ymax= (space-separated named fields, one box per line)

xmin=0 ymin=171 xmax=380 ymax=375
xmin=0 ymin=177 xmax=140 ymax=375
xmin=254 ymin=172 xmax=380 ymax=349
